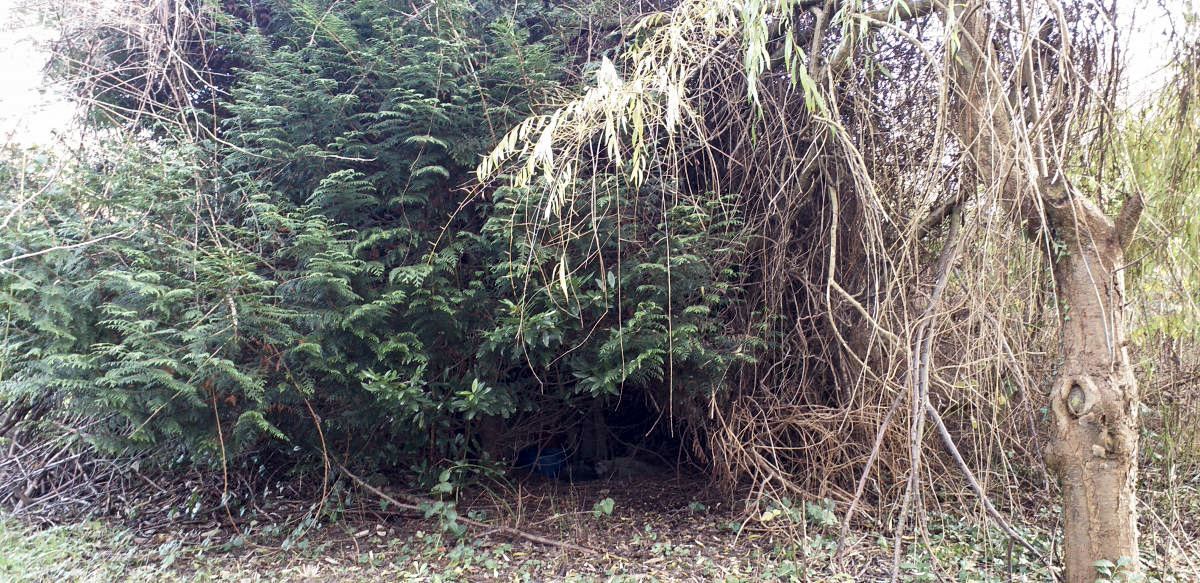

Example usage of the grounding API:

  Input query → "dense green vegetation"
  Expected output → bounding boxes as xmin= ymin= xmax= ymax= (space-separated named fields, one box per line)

xmin=0 ymin=0 xmax=754 ymax=478
xmin=1 ymin=0 xmax=1198 ymax=579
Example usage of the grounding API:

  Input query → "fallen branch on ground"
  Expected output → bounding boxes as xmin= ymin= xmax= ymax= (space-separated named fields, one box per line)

xmin=335 ymin=463 xmax=604 ymax=556
xmin=925 ymin=402 xmax=1042 ymax=558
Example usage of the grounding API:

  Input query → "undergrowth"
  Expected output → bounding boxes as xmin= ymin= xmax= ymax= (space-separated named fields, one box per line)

xmin=3 ymin=484 xmax=1198 ymax=582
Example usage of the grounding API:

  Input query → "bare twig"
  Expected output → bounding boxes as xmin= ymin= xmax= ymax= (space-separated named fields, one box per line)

xmin=0 ymin=233 xmax=129 ymax=268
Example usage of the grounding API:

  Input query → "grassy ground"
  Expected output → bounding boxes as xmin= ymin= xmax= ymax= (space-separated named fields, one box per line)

xmin=1 ymin=474 xmax=1196 ymax=582
xmin=0 ymin=511 xmax=1025 ymax=582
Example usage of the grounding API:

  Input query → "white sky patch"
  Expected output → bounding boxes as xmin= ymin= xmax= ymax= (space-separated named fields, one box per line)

xmin=0 ymin=0 xmax=75 ymax=148
xmin=1120 ymin=0 xmax=1195 ymax=106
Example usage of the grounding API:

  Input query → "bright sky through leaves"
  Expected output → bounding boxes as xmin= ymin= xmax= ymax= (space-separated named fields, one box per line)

xmin=0 ymin=0 xmax=73 ymax=147
xmin=0 ymin=0 xmax=1192 ymax=147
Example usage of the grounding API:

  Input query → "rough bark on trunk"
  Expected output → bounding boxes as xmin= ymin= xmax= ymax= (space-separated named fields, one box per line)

xmin=944 ymin=2 xmax=1144 ymax=580
xmin=1043 ymin=194 xmax=1142 ymax=581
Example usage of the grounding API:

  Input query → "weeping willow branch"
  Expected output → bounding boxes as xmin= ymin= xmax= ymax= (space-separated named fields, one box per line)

xmin=474 ymin=3 xmax=1158 ymax=563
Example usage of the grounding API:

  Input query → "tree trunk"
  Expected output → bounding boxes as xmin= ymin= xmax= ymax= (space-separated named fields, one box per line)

xmin=944 ymin=2 xmax=1144 ymax=579
xmin=1043 ymin=194 xmax=1142 ymax=581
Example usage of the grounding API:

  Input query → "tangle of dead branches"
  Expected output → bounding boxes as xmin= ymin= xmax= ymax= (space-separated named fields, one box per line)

xmin=477 ymin=0 xmax=1138 ymax=534
xmin=27 ymin=2 xmax=1200 ymax=568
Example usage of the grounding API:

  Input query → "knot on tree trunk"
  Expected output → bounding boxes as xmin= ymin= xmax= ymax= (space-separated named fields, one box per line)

xmin=1045 ymin=372 xmax=1138 ymax=465
xmin=1054 ymin=375 xmax=1100 ymax=419
xmin=1045 ymin=374 xmax=1098 ymax=471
